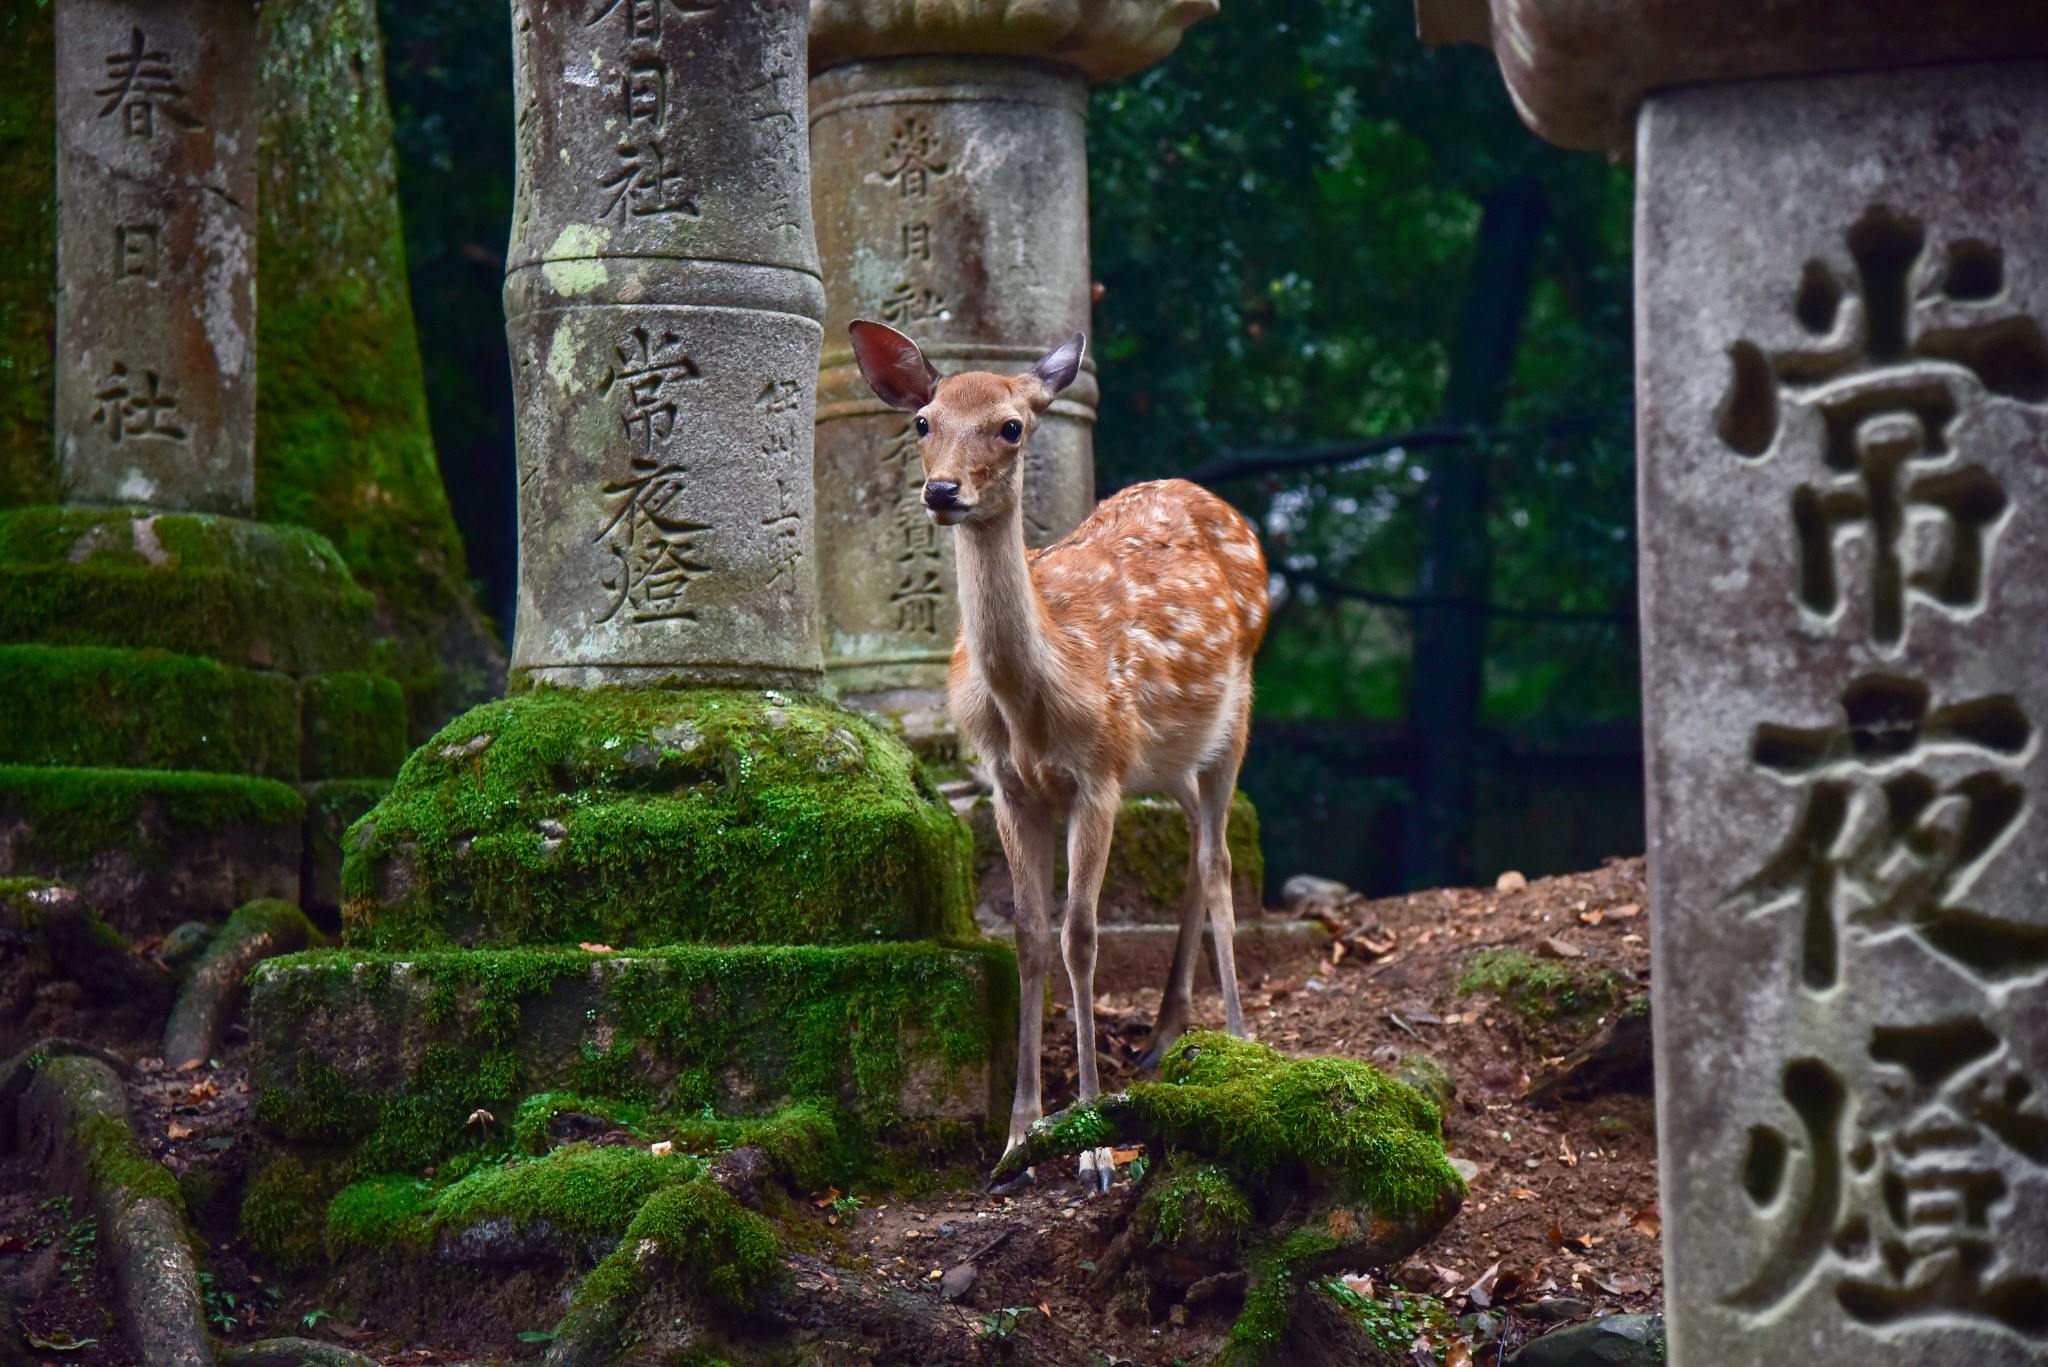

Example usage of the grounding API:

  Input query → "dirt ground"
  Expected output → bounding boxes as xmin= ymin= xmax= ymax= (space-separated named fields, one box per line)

xmin=0 ymin=858 xmax=1660 ymax=1367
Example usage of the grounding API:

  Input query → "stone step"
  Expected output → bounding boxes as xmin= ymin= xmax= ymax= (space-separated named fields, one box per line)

xmin=246 ymin=941 xmax=1016 ymax=1179
xmin=1045 ymin=919 xmax=1334 ymax=1001
xmin=0 ymin=765 xmax=303 ymax=938
xmin=0 ymin=644 xmax=404 ymax=782
xmin=0 ymin=506 xmax=375 ymax=675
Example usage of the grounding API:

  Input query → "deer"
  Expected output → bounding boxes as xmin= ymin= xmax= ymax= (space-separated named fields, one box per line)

xmin=848 ymin=319 xmax=1270 ymax=1188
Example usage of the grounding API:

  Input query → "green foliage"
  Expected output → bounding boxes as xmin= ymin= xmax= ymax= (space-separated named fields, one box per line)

xmin=240 ymin=1153 xmax=338 ymax=1270
xmin=0 ymin=765 xmax=305 ymax=868
xmin=1316 ymin=1276 xmax=1449 ymax=1354
xmin=1456 ymin=947 xmax=1627 ymax=1032
xmin=342 ymin=686 xmax=976 ymax=950
xmin=1087 ymin=0 xmax=1637 ymax=723
xmin=255 ymin=0 xmax=500 ymax=737
xmin=0 ymin=0 xmax=55 ymax=509
xmin=0 ymin=645 xmax=303 ymax=779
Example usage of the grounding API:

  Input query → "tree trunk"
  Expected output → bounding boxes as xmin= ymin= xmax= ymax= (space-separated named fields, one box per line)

xmin=1402 ymin=176 xmax=1547 ymax=889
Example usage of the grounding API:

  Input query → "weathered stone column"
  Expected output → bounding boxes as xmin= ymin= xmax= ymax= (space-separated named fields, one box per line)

xmin=505 ymin=0 xmax=825 ymax=691
xmin=54 ymin=0 xmax=256 ymax=514
xmin=1444 ymin=5 xmax=2048 ymax=1362
xmin=807 ymin=0 xmax=1213 ymax=705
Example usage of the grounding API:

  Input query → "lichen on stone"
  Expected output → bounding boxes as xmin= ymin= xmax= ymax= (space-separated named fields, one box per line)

xmin=341 ymin=686 xmax=976 ymax=950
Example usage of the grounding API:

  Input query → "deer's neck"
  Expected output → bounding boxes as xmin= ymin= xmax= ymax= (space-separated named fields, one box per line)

xmin=954 ymin=506 xmax=1056 ymax=700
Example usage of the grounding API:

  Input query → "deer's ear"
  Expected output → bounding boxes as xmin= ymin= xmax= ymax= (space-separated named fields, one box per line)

xmin=1028 ymin=332 xmax=1085 ymax=406
xmin=849 ymin=320 xmax=939 ymax=411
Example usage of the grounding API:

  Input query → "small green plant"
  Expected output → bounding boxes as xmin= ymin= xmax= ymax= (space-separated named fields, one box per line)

xmin=60 ymin=1216 xmax=96 ymax=1287
xmin=197 ymin=1272 xmax=243 ymax=1334
xmin=300 ymin=1308 xmax=333 ymax=1331
xmin=976 ymin=1307 xmax=1035 ymax=1340
xmin=829 ymin=1193 xmax=863 ymax=1224
xmin=1316 ymin=1277 xmax=1449 ymax=1353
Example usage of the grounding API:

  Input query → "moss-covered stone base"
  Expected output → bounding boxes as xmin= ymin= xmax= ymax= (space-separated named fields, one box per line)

xmin=0 ymin=506 xmax=376 ymax=675
xmin=247 ymin=941 xmax=1016 ymax=1178
xmin=301 ymin=779 xmax=390 ymax=926
xmin=0 ymin=645 xmax=404 ymax=782
xmin=0 ymin=766 xmax=304 ymax=936
xmin=968 ymin=790 xmax=1266 ymax=924
xmin=342 ymin=687 xmax=975 ymax=950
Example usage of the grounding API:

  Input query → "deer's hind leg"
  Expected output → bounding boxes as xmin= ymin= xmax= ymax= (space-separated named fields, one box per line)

xmin=1195 ymin=740 xmax=1248 ymax=1040
xmin=1138 ymin=772 xmax=1207 ymax=1071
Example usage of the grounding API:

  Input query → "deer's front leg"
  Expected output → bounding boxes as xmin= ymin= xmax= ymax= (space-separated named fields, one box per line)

xmin=1062 ymin=786 xmax=1120 ymax=1190
xmin=994 ymin=781 xmax=1056 ymax=1162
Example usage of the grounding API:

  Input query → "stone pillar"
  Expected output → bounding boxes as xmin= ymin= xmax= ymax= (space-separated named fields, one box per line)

xmin=504 ymin=0 xmax=825 ymax=692
xmin=1449 ymin=6 xmax=2048 ymax=1363
xmin=54 ymin=0 xmax=257 ymax=515
xmin=807 ymin=0 xmax=1213 ymax=705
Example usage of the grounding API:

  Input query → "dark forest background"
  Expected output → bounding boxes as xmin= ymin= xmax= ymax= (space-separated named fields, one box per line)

xmin=377 ymin=0 xmax=1645 ymax=897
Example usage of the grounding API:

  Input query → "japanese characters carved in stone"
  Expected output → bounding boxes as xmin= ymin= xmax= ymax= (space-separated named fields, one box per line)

xmin=1636 ymin=61 xmax=2048 ymax=1366
xmin=55 ymin=0 xmax=257 ymax=514
xmin=504 ymin=0 xmax=826 ymax=689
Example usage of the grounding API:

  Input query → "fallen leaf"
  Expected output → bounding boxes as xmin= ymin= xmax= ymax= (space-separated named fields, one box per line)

xmin=23 ymin=1332 xmax=97 ymax=1352
xmin=1111 ymin=1147 xmax=1144 ymax=1166
xmin=1034 ymin=1298 xmax=1052 ymax=1319
xmin=811 ymin=1186 xmax=841 ymax=1208
xmin=177 ymin=1059 xmax=206 ymax=1073
xmin=1443 ymin=1342 xmax=1474 ymax=1367
xmin=1545 ymin=1222 xmax=1598 ymax=1251
xmin=1609 ymin=903 xmax=1641 ymax=919
xmin=1578 ymin=908 xmax=1605 ymax=925
xmin=1558 ymin=1135 xmax=1578 ymax=1168
xmin=1328 ymin=940 xmax=1348 ymax=966
xmin=1509 ymin=1188 xmax=1539 ymax=1200
xmin=166 ymin=1121 xmax=194 ymax=1140
xmin=578 ymin=942 xmax=615 ymax=953
xmin=1463 ymin=1260 xmax=1503 ymax=1307
xmin=1630 ymin=1201 xmax=1661 ymax=1237
xmin=1537 ymin=936 xmax=1584 ymax=960
xmin=1593 ymin=1271 xmax=1652 ymax=1296
xmin=186 ymin=1079 xmax=219 ymax=1102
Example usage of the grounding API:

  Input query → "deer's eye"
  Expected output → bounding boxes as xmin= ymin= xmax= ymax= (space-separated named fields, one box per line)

xmin=1000 ymin=419 xmax=1023 ymax=442
xmin=914 ymin=415 xmax=930 ymax=437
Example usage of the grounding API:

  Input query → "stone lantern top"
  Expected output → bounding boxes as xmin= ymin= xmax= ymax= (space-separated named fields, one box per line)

xmin=809 ymin=0 xmax=1217 ymax=84
xmin=1418 ymin=0 xmax=2048 ymax=153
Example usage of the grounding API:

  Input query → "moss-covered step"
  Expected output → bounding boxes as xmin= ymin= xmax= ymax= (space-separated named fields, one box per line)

xmin=0 ymin=506 xmax=376 ymax=675
xmin=0 ymin=766 xmax=304 ymax=937
xmin=0 ymin=645 xmax=402 ymax=782
xmin=966 ymin=790 xmax=1265 ymax=925
xmin=342 ymin=687 xmax=975 ymax=950
xmin=300 ymin=779 xmax=390 ymax=927
xmin=246 ymin=941 xmax=1017 ymax=1181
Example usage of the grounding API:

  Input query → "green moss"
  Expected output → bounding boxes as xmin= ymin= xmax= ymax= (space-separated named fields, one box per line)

xmin=0 ymin=0 xmax=54 ymax=510
xmin=1457 ymin=948 xmax=1627 ymax=1032
xmin=1001 ymin=1032 xmax=1461 ymax=1221
xmin=241 ymin=1153 xmax=340 ymax=1270
xmin=249 ymin=941 xmax=1011 ymax=1177
xmin=0 ymin=644 xmax=303 ymax=779
xmin=300 ymin=673 xmax=407 ymax=780
xmin=1227 ymin=1224 xmax=1343 ymax=1363
xmin=31 ymin=1055 xmax=188 ymax=1222
xmin=324 ymin=1174 xmax=436 ymax=1254
xmin=0 ymin=765 xmax=305 ymax=869
xmin=342 ymin=687 xmax=976 ymax=950
xmin=0 ymin=507 xmax=376 ymax=675
xmin=255 ymin=0 xmax=501 ymax=738
xmin=1139 ymin=1154 xmax=1252 ymax=1254
xmin=433 ymin=1143 xmax=710 ymax=1242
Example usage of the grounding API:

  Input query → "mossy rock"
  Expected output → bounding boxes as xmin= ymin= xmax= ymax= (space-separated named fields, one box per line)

xmin=1457 ymin=947 xmax=1629 ymax=1041
xmin=965 ymin=790 xmax=1265 ymax=924
xmin=299 ymin=673 xmax=408 ymax=780
xmin=342 ymin=687 xmax=975 ymax=950
xmin=245 ymin=940 xmax=1016 ymax=1177
xmin=0 ymin=507 xmax=376 ymax=675
xmin=0 ymin=644 xmax=302 ymax=779
xmin=300 ymin=779 xmax=391 ymax=926
xmin=0 ymin=765 xmax=304 ymax=937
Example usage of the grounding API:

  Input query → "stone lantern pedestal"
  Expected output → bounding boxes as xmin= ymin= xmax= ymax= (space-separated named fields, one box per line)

xmin=1436 ymin=4 xmax=2048 ymax=1361
xmin=806 ymin=0 xmax=1214 ymax=720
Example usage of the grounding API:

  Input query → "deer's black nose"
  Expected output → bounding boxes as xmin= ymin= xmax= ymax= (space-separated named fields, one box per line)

xmin=923 ymin=480 xmax=962 ymax=509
